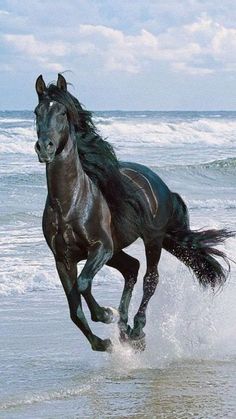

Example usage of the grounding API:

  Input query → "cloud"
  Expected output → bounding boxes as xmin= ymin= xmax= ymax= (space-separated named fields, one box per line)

xmin=172 ymin=62 xmax=214 ymax=76
xmin=0 ymin=7 xmax=27 ymax=31
xmin=0 ymin=9 xmax=9 ymax=15
xmin=2 ymin=33 xmax=69 ymax=71
xmin=2 ymin=13 xmax=236 ymax=77
xmin=3 ymin=34 xmax=69 ymax=56
xmin=211 ymin=26 xmax=236 ymax=70
xmin=77 ymin=17 xmax=236 ymax=75
xmin=0 ymin=0 xmax=235 ymax=110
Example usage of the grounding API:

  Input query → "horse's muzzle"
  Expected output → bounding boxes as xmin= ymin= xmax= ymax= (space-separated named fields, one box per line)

xmin=35 ymin=138 xmax=56 ymax=163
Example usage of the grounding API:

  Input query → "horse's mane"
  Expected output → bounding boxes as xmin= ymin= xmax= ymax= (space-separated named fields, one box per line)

xmin=46 ymin=84 xmax=134 ymax=216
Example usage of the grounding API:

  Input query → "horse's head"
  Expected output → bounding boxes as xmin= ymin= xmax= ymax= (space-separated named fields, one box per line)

xmin=34 ymin=74 xmax=70 ymax=163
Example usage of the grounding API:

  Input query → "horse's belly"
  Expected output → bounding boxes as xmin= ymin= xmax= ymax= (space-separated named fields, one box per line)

xmin=111 ymin=223 xmax=139 ymax=251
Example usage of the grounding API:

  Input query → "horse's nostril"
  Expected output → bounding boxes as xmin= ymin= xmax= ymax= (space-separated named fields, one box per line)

xmin=36 ymin=141 xmax=41 ymax=151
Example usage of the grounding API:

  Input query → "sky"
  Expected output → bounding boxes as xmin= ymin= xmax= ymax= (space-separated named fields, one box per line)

xmin=0 ymin=0 xmax=236 ymax=110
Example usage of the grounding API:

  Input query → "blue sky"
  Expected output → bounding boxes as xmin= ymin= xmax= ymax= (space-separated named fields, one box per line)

xmin=0 ymin=0 xmax=236 ymax=110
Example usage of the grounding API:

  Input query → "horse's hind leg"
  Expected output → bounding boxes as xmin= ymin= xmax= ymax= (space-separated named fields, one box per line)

xmin=129 ymin=238 xmax=163 ymax=349
xmin=107 ymin=251 xmax=140 ymax=340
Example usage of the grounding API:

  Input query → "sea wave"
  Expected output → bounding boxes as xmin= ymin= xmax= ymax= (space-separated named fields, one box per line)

xmin=0 ymin=125 xmax=36 ymax=154
xmin=0 ymin=270 xmax=60 ymax=296
xmin=155 ymin=157 xmax=236 ymax=179
xmin=1 ymin=115 xmax=236 ymax=156
xmin=97 ymin=117 xmax=236 ymax=146
xmin=0 ymin=117 xmax=31 ymax=124
xmin=0 ymin=261 xmax=122 ymax=296
xmin=188 ymin=198 xmax=236 ymax=211
xmin=198 ymin=157 xmax=236 ymax=169
xmin=0 ymin=384 xmax=93 ymax=410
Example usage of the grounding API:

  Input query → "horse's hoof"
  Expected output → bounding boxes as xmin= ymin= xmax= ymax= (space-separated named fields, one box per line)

xmin=129 ymin=336 xmax=146 ymax=352
xmin=104 ymin=307 xmax=119 ymax=324
xmin=119 ymin=325 xmax=132 ymax=343
xmin=119 ymin=330 xmax=146 ymax=352
xmin=92 ymin=337 xmax=113 ymax=352
xmin=104 ymin=338 xmax=113 ymax=353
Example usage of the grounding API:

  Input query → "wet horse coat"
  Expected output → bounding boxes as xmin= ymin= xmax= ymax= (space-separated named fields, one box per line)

xmin=34 ymin=74 xmax=233 ymax=352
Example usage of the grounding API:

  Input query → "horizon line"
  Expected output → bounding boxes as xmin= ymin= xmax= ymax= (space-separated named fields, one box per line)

xmin=1 ymin=109 xmax=236 ymax=113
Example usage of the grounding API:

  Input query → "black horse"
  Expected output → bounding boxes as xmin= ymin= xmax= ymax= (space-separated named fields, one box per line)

xmin=34 ymin=74 xmax=233 ymax=352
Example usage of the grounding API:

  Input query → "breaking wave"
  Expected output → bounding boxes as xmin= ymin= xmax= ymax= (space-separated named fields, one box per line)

xmin=1 ymin=113 xmax=236 ymax=155
xmin=97 ymin=116 xmax=236 ymax=146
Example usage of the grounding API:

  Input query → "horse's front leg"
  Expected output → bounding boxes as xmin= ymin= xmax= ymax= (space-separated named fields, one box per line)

xmin=56 ymin=260 xmax=112 ymax=352
xmin=77 ymin=240 xmax=116 ymax=325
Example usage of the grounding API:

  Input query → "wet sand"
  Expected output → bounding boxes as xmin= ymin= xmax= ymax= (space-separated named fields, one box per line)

xmin=1 ymin=285 xmax=235 ymax=419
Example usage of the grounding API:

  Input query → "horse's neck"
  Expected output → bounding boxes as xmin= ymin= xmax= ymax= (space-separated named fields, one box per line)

xmin=46 ymin=133 xmax=88 ymax=215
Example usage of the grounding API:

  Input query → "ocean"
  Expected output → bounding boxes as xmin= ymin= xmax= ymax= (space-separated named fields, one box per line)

xmin=0 ymin=110 xmax=236 ymax=418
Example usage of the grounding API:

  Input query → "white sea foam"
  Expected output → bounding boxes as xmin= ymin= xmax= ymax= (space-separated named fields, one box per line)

xmin=0 ymin=254 xmax=122 ymax=296
xmin=189 ymin=198 xmax=236 ymax=210
xmin=109 ymin=238 xmax=236 ymax=368
xmin=0 ymin=117 xmax=30 ymax=123
xmin=0 ymin=270 xmax=59 ymax=296
xmin=147 ymin=253 xmax=236 ymax=362
xmin=97 ymin=117 xmax=236 ymax=147
xmin=0 ymin=125 xmax=37 ymax=154
xmin=0 ymin=384 xmax=93 ymax=410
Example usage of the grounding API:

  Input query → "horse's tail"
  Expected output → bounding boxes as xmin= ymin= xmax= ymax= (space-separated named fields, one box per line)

xmin=163 ymin=192 xmax=234 ymax=289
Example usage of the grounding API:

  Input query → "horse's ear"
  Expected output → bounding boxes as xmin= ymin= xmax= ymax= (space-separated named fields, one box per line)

xmin=35 ymin=75 xmax=46 ymax=97
xmin=57 ymin=73 xmax=67 ymax=91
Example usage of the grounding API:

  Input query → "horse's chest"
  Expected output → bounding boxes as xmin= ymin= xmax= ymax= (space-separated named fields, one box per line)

xmin=54 ymin=224 xmax=75 ymax=252
xmin=44 ymin=209 xmax=84 ymax=265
